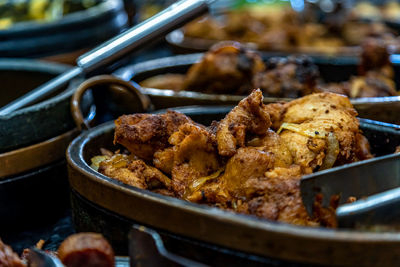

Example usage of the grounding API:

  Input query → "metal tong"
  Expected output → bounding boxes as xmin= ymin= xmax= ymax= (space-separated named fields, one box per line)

xmin=0 ymin=0 xmax=214 ymax=115
xmin=301 ymin=152 xmax=400 ymax=228
xmin=26 ymin=248 xmax=64 ymax=267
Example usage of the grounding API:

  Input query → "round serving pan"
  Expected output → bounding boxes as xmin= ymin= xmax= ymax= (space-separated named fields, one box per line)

xmin=67 ymin=105 xmax=400 ymax=266
xmin=0 ymin=0 xmax=127 ymax=64
xmin=114 ymin=53 xmax=400 ymax=124
xmin=0 ymin=58 xmax=92 ymax=153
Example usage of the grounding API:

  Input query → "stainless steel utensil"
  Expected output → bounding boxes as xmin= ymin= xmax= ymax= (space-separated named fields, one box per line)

xmin=0 ymin=0 xmax=213 ymax=115
xmin=27 ymin=248 xmax=64 ymax=267
xmin=301 ymin=150 xmax=400 ymax=228
xmin=129 ymin=225 xmax=208 ymax=267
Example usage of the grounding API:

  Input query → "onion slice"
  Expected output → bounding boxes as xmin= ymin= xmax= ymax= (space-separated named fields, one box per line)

xmin=320 ymin=132 xmax=339 ymax=170
xmin=277 ymin=123 xmax=339 ymax=169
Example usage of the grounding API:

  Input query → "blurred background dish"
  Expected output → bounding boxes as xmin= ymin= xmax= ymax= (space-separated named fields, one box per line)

xmin=0 ymin=0 xmax=128 ymax=64
xmin=166 ymin=0 xmax=400 ymax=56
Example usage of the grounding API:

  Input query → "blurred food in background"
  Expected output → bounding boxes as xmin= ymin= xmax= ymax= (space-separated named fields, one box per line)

xmin=141 ymin=38 xmax=398 ymax=98
xmin=0 ymin=0 xmax=99 ymax=29
xmin=351 ymin=1 xmax=400 ymax=21
xmin=175 ymin=0 xmax=400 ymax=55
xmin=0 ymin=0 xmax=128 ymax=64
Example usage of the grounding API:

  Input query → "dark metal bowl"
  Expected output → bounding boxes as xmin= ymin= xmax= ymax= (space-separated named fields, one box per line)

xmin=67 ymin=106 xmax=400 ymax=266
xmin=114 ymin=53 xmax=400 ymax=124
xmin=0 ymin=58 xmax=92 ymax=153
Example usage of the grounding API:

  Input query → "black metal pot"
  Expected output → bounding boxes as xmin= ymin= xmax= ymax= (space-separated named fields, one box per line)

xmin=0 ymin=58 xmax=92 ymax=153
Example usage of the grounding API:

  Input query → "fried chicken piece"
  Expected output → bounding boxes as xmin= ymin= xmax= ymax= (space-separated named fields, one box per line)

xmin=279 ymin=93 xmax=371 ymax=168
xmin=183 ymin=42 xmax=265 ymax=95
xmin=358 ymin=37 xmax=393 ymax=78
xmin=220 ymin=147 xmax=274 ymax=199
xmin=247 ymin=129 xmax=293 ymax=168
xmin=347 ymin=73 xmax=397 ymax=98
xmin=217 ymin=89 xmax=271 ymax=156
xmin=165 ymin=123 xmax=221 ymax=197
xmin=320 ymin=37 xmax=397 ymax=98
xmin=58 ymin=233 xmax=114 ymax=267
xmin=98 ymin=154 xmax=171 ymax=191
xmin=263 ymin=102 xmax=286 ymax=130
xmin=321 ymin=72 xmax=397 ymax=98
xmin=237 ymin=172 xmax=317 ymax=226
xmin=114 ymin=110 xmax=193 ymax=161
xmin=252 ymin=56 xmax=320 ymax=98
xmin=0 ymin=239 xmax=26 ymax=267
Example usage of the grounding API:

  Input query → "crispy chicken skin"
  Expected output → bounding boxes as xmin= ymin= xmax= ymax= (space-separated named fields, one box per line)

xmin=280 ymin=93 xmax=372 ymax=166
xmin=98 ymin=154 xmax=171 ymax=191
xmin=217 ymin=89 xmax=271 ymax=156
xmin=97 ymin=90 xmax=373 ymax=227
xmin=167 ymin=123 xmax=221 ymax=196
xmin=114 ymin=110 xmax=193 ymax=161
xmin=183 ymin=42 xmax=265 ymax=95
xmin=237 ymin=174 xmax=317 ymax=226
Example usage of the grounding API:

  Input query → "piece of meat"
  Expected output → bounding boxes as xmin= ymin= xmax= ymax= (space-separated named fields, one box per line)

xmin=358 ymin=37 xmax=393 ymax=78
xmin=279 ymin=92 xmax=369 ymax=169
xmin=114 ymin=110 xmax=193 ymax=161
xmin=167 ymin=123 xmax=221 ymax=197
xmin=220 ymin=147 xmax=274 ymax=199
xmin=98 ymin=154 xmax=171 ymax=191
xmin=216 ymin=89 xmax=271 ymax=156
xmin=247 ymin=129 xmax=293 ymax=168
xmin=321 ymin=73 xmax=397 ymax=98
xmin=0 ymin=239 xmax=26 ymax=267
xmin=183 ymin=42 xmax=265 ymax=95
xmin=237 ymin=173 xmax=318 ymax=226
xmin=347 ymin=73 xmax=397 ymax=98
xmin=58 ymin=233 xmax=114 ymax=267
xmin=99 ymin=90 xmax=372 ymax=228
xmin=252 ymin=56 xmax=320 ymax=98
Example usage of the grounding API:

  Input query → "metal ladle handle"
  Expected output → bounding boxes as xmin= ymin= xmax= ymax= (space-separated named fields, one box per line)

xmin=71 ymin=75 xmax=151 ymax=131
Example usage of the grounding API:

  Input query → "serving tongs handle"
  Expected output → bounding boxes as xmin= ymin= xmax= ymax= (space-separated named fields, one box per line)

xmin=0 ymin=0 xmax=212 ymax=115
xmin=77 ymin=0 xmax=212 ymax=73
xmin=337 ymin=186 xmax=400 ymax=229
xmin=129 ymin=225 xmax=208 ymax=267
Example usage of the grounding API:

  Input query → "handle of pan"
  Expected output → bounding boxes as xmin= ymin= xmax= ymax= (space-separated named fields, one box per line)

xmin=77 ymin=0 xmax=212 ymax=73
xmin=71 ymin=75 xmax=151 ymax=131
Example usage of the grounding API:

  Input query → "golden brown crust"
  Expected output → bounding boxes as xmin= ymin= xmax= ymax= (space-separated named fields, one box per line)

xmin=114 ymin=110 xmax=194 ymax=161
xmin=103 ymin=91 xmax=373 ymax=228
xmin=217 ymin=89 xmax=271 ymax=156
xmin=183 ymin=42 xmax=265 ymax=95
